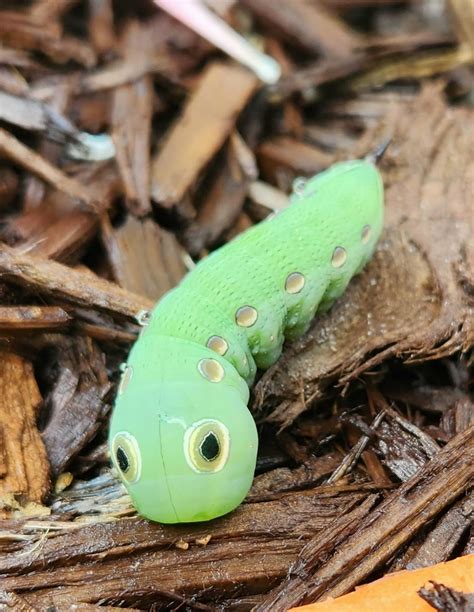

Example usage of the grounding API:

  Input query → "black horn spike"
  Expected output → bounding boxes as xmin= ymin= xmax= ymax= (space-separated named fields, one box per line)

xmin=365 ymin=137 xmax=392 ymax=165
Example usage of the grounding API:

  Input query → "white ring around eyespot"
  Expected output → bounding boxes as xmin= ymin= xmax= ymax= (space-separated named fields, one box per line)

xmin=111 ymin=431 xmax=142 ymax=484
xmin=183 ymin=419 xmax=230 ymax=474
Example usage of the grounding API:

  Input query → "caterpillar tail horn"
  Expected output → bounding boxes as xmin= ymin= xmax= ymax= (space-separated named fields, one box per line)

xmin=365 ymin=137 xmax=391 ymax=165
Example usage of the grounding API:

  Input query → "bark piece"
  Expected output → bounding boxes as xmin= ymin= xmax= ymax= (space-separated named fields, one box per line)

xmin=275 ymin=55 xmax=367 ymax=99
xmin=0 ymin=590 xmax=38 ymax=611
xmin=448 ymin=0 xmax=474 ymax=54
xmin=41 ymin=336 xmax=111 ymax=478
xmin=111 ymin=76 xmax=153 ymax=216
xmin=383 ymin=384 xmax=471 ymax=416
xmin=373 ymin=406 xmax=440 ymax=481
xmin=408 ymin=497 xmax=474 ymax=569
xmin=150 ymin=62 xmax=257 ymax=214
xmin=241 ymin=0 xmax=362 ymax=59
xmin=0 ymin=90 xmax=49 ymax=132
xmin=258 ymin=137 xmax=333 ymax=188
xmin=0 ymin=9 xmax=96 ymax=67
xmin=4 ymin=163 xmax=122 ymax=262
xmin=418 ymin=581 xmax=474 ymax=612
xmin=102 ymin=215 xmax=186 ymax=301
xmin=255 ymin=86 xmax=474 ymax=427
xmin=441 ymin=398 xmax=474 ymax=437
xmin=88 ymin=0 xmax=116 ymax=57
xmin=0 ymin=128 xmax=97 ymax=211
xmin=248 ymin=454 xmax=342 ymax=501
xmin=0 ymin=306 xmax=71 ymax=332
xmin=0 ymin=166 xmax=19 ymax=210
xmin=255 ymin=425 xmax=474 ymax=610
xmin=0 ymin=244 xmax=153 ymax=322
xmin=247 ymin=180 xmax=290 ymax=220
xmin=0 ymin=352 xmax=50 ymax=505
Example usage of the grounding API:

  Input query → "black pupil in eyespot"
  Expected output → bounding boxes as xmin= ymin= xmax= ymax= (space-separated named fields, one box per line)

xmin=199 ymin=432 xmax=220 ymax=462
xmin=116 ymin=446 xmax=130 ymax=472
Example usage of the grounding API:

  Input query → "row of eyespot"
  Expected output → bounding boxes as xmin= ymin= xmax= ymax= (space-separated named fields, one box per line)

xmin=120 ymin=225 xmax=373 ymax=391
xmin=198 ymin=225 xmax=372 ymax=384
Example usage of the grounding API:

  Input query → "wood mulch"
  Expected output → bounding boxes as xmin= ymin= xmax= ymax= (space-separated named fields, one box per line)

xmin=0 ymin=1 xmax=472 ymax=610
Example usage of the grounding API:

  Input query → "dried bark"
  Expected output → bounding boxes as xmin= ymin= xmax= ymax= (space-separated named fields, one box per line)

xmin=0 ymin=244 xmax=152 ymax=322
xmin=0 ymin=128 xmax=99 ymax=211
xmin=241 ymin=0 xmax=362 ymax=59
xmin=0 ymin=306 xmax=71 ymax=331
xmin=182 ymin=140 xmax=250 ymax=256
xmin=0 ymin=353 xmax=49 ymax=507
xmin=40 ymin=335 xmax=111 ymax=478
xmin=102 ymin=216 xmax=186 ymax=301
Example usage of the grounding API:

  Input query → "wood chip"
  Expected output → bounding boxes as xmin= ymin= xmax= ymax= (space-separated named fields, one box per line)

xmin=181 ymin=141 xmax=249 ymax=256
xmin=5 ymin=163 xmax=122 ymax=262
xmin=0 ymin=128 xmax=97 ymax=211
xmin=408 ymin=497 xmax=474 ymax=569
xmin=241 ymin=0 xmax=362 ymax=59
xmin=0 ymin=243 xmax=153 ymax=322
xmin=150 ymin=62 xmax=258 ymax=213
xmin=41 ymin=336 xmax=111 ymax=478
xmin=258 ymin=137 xmax=333 ymax=188
xmin=0 ymin=352 xmax=50 ymax=505
xmin=101 ymin=215 xmax=186 ymax=301
xmin=112 ymin=76 xmax=153 ymax=216
xmin=0 ymin=306 xmax=71 ymax=331
xmin=0 ymin=9 xmax=96 ymax=67
xmin=0 ymin=166 xmax=19 ymax=210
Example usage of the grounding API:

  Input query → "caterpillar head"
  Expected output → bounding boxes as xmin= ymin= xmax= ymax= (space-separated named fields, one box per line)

xmin=109 ymin=335 xmax=257 ymax=523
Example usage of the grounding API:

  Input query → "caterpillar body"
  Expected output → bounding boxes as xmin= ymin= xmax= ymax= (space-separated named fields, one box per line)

xmin=110 ymin=159 xmax=384 ymax=523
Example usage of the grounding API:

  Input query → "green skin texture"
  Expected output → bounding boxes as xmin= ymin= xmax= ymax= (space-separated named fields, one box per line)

xmin=109 ymin=159 xmax=384 ymax=523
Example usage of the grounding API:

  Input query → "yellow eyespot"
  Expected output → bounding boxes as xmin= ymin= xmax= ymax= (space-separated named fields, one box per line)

xmin=112 ymin=432 xmax=141 ymax=483
xmin=184 ymin=419 xmax=230 ymax=473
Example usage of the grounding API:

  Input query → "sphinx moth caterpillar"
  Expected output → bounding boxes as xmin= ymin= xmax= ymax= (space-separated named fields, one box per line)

xmin=109 ymin=158 xmax=384 ymax=523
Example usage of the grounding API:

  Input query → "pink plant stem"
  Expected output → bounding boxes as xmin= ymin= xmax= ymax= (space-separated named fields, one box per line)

xmin=154 ymin=0 xmax=281 ymax=84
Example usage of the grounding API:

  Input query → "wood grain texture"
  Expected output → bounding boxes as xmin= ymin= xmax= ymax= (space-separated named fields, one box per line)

xmin=150 ymin=62 xmax=258 ymax=211
xmin=102 ymin=215 xmax=186 ymax=301
xmin=241 ymin=0 xmax=362 ymax=59
xmin=0 ymin=489 xmax=371 ymax=608
xmin=0 ymin=352 xmax=49 ymax=505
xmin=0 ymin=243 xmax=153 ymax=321
xmin=255 ymin=425 xmax=474 ymax=610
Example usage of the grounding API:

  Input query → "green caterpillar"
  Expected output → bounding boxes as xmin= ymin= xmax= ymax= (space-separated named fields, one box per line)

xmin=109 ymin=158 xmax=384 ymax=523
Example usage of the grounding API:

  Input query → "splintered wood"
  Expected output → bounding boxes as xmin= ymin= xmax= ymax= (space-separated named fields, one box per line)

xmin=256 ymin=425 xmax=474 ymax=610
xmin=41 ymin=336 xmax=111 ymax=478
xmin=255 ymin=85 xmax=474 ymax=428
xmin=0 ymin=306 xmax=70 ymax=331
xmin=0 ymin=353 xmax=49 ymax=507
xmin=151 ymin=62 xmax=258 ymax=212
xmin=241 ymin=0 xmax=362 ymax=59
xmin=0 ymin=244 xmax=152 ymax=321
xmin=0 ymin=128 xmax=97 ymax=210
xmin=102 ymin=215 xmax=186 ymax=300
